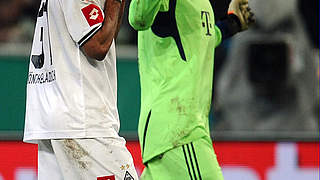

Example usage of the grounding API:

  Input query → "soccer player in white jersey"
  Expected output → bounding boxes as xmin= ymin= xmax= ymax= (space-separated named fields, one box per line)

xmin=23 ymin=0 xmax=138 ymax=179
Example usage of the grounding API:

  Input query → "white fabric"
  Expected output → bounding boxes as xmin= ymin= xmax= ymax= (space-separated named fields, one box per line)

xmin=38 ymin=140 xmax=64 ymax=180
xmin=38 ymin=138 xmax=139 ymax=180
xmin=24 ymin=0 xmax=120 ymax=142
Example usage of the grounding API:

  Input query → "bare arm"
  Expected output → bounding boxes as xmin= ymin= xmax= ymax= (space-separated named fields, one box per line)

xmin=114 ymin=0 xmax=126 ymax=40
xmin=82 ymin=0 xmax=122 ymax=61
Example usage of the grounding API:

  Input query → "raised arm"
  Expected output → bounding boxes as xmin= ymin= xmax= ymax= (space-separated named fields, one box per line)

xmin=215 ymin=0 xmax=255 ymax=40
xmin=114 ymin=0 xmax=126 ymax=39
xmin=128 ymin=0 xmax=168 ymax=31
xmin=82 ymin=0 xmax=123 ymax=61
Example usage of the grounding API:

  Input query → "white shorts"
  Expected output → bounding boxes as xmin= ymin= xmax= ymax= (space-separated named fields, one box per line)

xmin=38 ymin=137 xmax=139 ymax=180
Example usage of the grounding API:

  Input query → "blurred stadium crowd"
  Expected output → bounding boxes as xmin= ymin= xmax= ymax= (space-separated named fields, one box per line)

xmin=0 ymin=0 xmax=318 ymax=137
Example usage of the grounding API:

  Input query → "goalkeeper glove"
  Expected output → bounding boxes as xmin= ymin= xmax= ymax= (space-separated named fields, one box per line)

xmin=228 ymin=0 xmax=255 ymax=31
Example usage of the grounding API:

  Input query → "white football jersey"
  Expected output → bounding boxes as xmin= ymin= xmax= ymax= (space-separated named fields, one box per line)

xmin=24 ymin=0 xmax=120 ymax=142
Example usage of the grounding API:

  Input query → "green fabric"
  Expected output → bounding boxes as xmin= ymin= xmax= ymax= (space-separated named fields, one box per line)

xmin=128 ymin=0 xmax=169 ymax=31
xmin=141 ymin=137 xmax=224 ymax=180
xmin=129 ymin=0 xmax=222 ymax=163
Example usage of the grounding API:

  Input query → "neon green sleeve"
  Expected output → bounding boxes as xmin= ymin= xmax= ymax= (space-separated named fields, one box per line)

xmin=214 ymin=25 xmax=222 ymax=47
xmin=128 ymin=0 xmax=169 ymax=31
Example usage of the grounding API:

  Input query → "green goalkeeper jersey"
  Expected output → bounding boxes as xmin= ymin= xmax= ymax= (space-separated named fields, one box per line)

xmin=129 ymin=0 xmax=222 ymax=163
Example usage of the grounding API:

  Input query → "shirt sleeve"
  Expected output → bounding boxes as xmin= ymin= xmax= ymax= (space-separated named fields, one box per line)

xmin=128 ymin=0 xmax=169 ymax=31
xmin=215 ymin=14 xmax=241 ymax=42
xmin=58 ymin=0 xmax=105 ymax=46
xmin=214 ymin=25 xmax=222 ymax=47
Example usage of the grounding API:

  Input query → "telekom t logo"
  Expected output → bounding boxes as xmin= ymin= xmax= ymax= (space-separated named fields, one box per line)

xmin=201 ymin=11 xmax=212 ymax=36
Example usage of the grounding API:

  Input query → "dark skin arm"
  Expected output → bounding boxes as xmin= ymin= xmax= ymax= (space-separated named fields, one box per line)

xmin=82 ymin=0 xmax=125 ymax=61
xmin=114 ymin=0 xmax=126 ymax=40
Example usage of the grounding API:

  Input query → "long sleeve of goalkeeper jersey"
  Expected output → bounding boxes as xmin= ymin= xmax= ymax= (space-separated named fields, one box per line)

xmin=128 ymin=0 xmax=169 ymax=30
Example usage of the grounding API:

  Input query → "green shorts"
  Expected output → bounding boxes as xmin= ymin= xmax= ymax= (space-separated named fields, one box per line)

xmin=141 ymin=136 xmax=224 ymax=180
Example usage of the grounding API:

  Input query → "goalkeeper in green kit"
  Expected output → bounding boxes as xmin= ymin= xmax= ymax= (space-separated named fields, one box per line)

xmin=128 ymin=0 xmax=254 ymax=179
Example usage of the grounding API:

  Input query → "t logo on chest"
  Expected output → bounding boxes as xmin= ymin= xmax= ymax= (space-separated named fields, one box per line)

xmin=201 ymin=11 xmax=212 ymax=36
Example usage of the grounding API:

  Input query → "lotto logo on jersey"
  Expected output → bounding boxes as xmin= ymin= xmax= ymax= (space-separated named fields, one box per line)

xmin=81 ymin=4 xmax=104 ymax=26
xmin=97 ymin=175 xmax=115 ymax=180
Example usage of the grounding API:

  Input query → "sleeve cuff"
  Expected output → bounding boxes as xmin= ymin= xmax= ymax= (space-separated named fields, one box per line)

xmin=78 ymin=24 xmax=102 ymax=46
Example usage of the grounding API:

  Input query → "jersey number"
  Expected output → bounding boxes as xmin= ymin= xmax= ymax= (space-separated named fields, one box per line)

xmin=31 ymin=0 xmax=52 ymax=69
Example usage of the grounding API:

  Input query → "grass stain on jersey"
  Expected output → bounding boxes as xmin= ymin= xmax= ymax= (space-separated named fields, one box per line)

xmin=171 ymin=97 xmax=187 ymax=116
